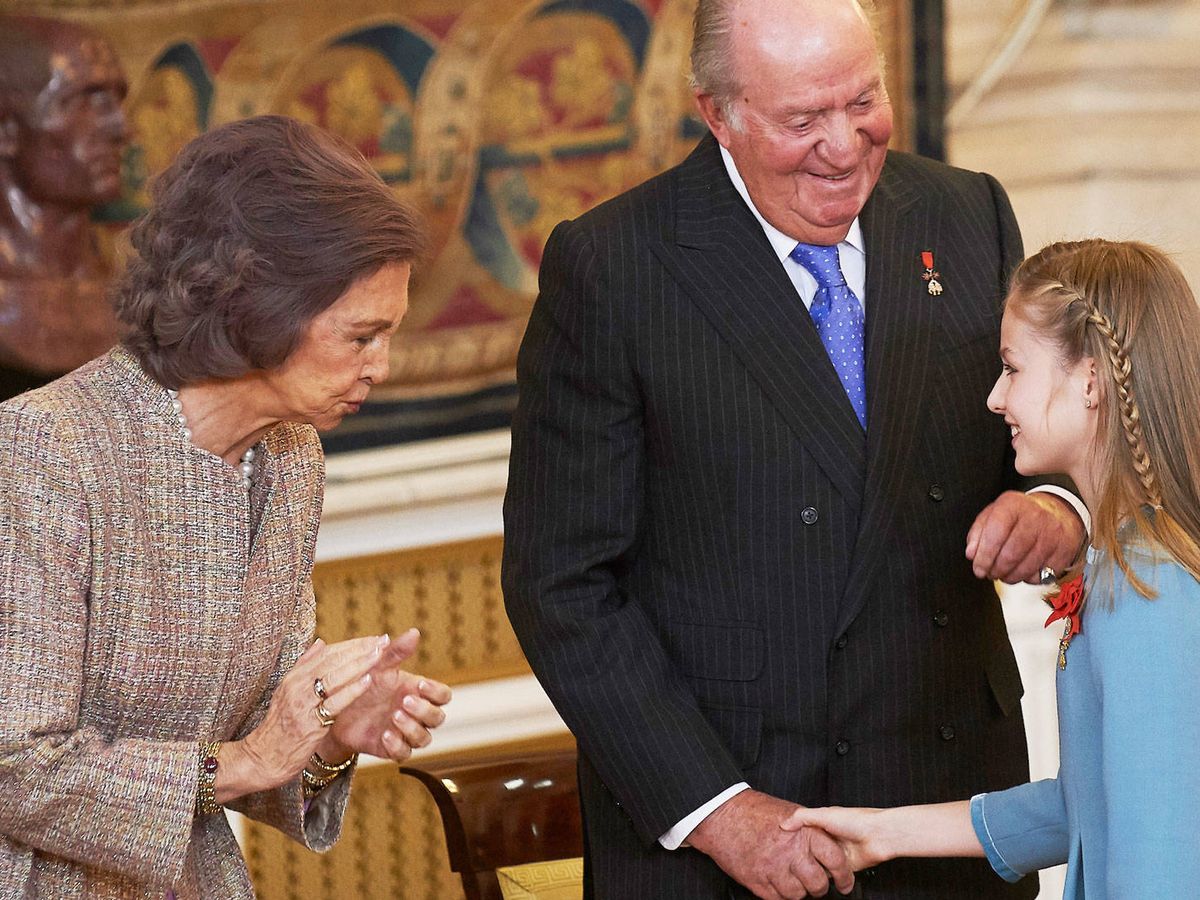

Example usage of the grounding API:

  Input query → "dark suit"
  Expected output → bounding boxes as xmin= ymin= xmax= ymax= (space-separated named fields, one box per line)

xmin=503 ymin=136 xmax=1039 ymax=899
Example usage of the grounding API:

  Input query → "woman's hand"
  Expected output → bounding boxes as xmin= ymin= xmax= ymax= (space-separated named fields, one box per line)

xmin=780 ymin=806 xmax=891 ymax=872
xmin=215 ymin=634 xmax=387 ymax=802
xmin=319 ymin=628 xmax=452 ymax=762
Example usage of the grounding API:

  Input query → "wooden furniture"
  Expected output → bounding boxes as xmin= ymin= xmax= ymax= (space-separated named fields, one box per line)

xmin=399 ymin=739 xmax=582 ymax=900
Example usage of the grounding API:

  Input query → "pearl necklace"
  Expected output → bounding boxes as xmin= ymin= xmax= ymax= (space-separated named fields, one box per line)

xmin=167 ymin=389 xmax=256 ymax=489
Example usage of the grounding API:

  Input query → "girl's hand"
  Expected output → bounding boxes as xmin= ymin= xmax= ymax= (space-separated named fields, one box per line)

xmin=780 ymin=806 xmax=891 ymax=872
xmin=782 ymin=800 xmax=981 ymax=870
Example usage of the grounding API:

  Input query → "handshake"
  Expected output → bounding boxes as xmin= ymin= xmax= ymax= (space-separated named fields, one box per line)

xmin=689 ymin=789 xmax=889 ymax=900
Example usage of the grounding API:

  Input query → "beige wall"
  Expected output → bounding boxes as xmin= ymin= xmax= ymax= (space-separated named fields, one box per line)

xmin=947 ymin=0 xmax=1200 ymax=288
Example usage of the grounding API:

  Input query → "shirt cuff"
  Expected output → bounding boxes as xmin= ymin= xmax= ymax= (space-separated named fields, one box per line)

xmin=1027 ymin=484 xmax=1091 ymax=538
xmin=658 ymin=783 xmax=751 ymax=850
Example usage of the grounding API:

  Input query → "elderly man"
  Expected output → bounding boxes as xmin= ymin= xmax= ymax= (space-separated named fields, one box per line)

xmin=0 ymin=15 xmax=127 ymax=398
xmin=503 ymin=0 xmax=1086 ymax=897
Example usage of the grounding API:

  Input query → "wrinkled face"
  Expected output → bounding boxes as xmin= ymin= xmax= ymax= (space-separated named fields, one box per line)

xmin=262 ymin=262 xmax=411 ymax=432
xmin=697 ymin=0 xmax=893 ymax=244
xmin=11 ymin=37 xmax=128 ymax=206
xmin=987 ymin=310 xmax=1096 ymax=484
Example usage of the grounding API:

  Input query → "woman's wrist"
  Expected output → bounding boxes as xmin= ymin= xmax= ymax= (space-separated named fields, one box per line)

xmin=315 ymin=734 xmax=355 ymax=766
xmin=212 ymin=737 xmax=293 ymax=805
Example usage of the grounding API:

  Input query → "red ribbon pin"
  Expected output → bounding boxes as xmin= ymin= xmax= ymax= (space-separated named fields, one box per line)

xmin=921 ymin=251 xmax=943 ymax=295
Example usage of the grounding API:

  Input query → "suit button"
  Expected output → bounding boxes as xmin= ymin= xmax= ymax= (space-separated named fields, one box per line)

xmin=927 ymin=483 xmax=945 ymax=502
xmin=801 ymin=506 xmax=819 ymax=525
xmin=834 ymin=634 xmax=848 ymax=650
xmin=939 ymin=723 xmax=956 ymax=741
xmin=933 ymin=610 xmax=949 ymax=627
xmin=835 ymin=740 xmax=851 ymax=756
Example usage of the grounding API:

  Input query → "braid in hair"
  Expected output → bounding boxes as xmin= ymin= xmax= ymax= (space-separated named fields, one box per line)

xmin=1082 ymin=300 xmax=1163 ymax=507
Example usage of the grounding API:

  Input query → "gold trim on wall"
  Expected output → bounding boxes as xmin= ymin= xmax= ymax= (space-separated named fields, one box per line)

xmin=313 ymin=534 xmax=526 ymax=686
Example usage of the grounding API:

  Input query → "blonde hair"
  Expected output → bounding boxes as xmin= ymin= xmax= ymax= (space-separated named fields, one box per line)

xmin=1006 ymin=239 xmax=1200 ymax=597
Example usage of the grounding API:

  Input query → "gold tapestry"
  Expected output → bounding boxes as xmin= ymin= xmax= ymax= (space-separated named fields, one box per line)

xmin=5 ymin=0 xmax=911 ymax=449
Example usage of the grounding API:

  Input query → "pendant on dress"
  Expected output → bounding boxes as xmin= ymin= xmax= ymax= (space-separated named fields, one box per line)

xmin=1057 ymin=620 xmax=1072 ymax=670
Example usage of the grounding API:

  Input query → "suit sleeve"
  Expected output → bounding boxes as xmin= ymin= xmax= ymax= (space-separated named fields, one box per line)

xmin=982 ymin=171 xmax=1047 ymax=498
xmin=503 ymin=220 xmax=748 ymax=844
xmin=0 ymin=405 xmax=196 ymax=887
xmin=984 ymin=172 xmax=1023 ymax=292
xmin=983 ymin=172 xmax=1079 ymax=506
xmin=1091 ymin=562 xmax=1200 ymax=896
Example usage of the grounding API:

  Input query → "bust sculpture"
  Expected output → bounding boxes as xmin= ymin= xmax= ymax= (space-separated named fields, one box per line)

xmin=0 ymin=15 xmax=128 ymax=398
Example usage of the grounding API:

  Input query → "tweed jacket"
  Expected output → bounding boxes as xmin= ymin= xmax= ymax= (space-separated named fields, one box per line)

xmin=972 ymin=547 xmax=1200 ymax=898
xmin=0 ymin=347 xmax=350 ymax=899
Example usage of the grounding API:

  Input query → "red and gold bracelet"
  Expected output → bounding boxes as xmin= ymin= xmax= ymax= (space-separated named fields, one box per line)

xmin=196 ymin=741 xmax=223 ymax=816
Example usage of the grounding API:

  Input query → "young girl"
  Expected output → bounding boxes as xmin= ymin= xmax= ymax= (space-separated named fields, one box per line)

xmin=782 ymin=239 xmax=1200 ymax=898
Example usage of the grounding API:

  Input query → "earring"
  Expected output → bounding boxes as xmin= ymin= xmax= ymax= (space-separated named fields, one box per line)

xmin=1084 ymin=398 xmax=1093 ymax=408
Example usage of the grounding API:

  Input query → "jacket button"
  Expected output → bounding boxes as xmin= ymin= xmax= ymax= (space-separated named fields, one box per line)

xmin=927 ymin=483 xmax=945 ymax=502
xmin=933 ymin=610 xmax=949 ymax=627
xmin=801 ymin=506 xmax=819 ymax=525
xmin=834 ymin=634 xmax=848 ymax=650
xmin=835 ymin=740 xmax=851 ymax=756
xmin=939 ymin=724 xmax=956 ymax=741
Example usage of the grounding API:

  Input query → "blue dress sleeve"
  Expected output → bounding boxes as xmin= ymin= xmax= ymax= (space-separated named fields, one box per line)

xmin=1089 ymin=560 xmax=1200 ymax=897
xmin=970 ymin=779 xmax=1070 ymax=881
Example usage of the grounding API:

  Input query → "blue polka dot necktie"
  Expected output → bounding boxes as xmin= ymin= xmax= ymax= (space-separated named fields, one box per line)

xmin=789 ymin=242 xmax=867 ymax=429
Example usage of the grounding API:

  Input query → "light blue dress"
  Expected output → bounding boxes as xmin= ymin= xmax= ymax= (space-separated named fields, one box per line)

xmin=970 ymin=545 xmax=1200 ymax=898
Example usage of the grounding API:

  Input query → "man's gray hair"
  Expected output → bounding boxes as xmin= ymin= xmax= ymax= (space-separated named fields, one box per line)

xmin=688 ymin=0 xmax=884 ymax=133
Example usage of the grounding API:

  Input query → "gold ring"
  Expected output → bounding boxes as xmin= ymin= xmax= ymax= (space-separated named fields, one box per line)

xmin=313 ymin=678 xmax=328 ymax=700
xmin=315 ymin=702 xmax=336 ymax=727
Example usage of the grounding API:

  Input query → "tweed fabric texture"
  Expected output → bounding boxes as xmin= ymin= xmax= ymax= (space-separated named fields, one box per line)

xmin=0 ymin=347 xmax=350 ymax=899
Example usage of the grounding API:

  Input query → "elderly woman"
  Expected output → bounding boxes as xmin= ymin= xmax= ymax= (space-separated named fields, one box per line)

xmin=0 ymin=115 xmax=450 ymax=898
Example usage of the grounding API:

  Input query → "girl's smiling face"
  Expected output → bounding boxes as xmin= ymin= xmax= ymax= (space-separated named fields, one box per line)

xmin=987 ymin=308 xmax=1098 ymax=489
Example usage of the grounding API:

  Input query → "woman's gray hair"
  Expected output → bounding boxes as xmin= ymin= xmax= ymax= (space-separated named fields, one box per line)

xmin=115 ymin=115 xmax=424 ymax=389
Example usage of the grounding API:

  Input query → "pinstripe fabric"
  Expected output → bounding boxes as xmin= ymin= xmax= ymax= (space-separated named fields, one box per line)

xmin=503 ymin=136 xmax=1038 ymax=899
xmin=0 ymin=347 xmax=351 ymax=899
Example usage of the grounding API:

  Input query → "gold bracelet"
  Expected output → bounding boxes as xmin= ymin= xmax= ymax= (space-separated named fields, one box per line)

xmin=307 ymin=752 xmax=358 ymax=777
xmin=196 ymin=741 xmax=223 ymax=816
xmin=301 ymin=752 xmax=357 ymax=799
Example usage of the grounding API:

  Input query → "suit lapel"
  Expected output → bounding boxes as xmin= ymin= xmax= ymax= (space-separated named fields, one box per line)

xmin=836 ymin=158 xmax=940 ymax=634
xmin=651 ymin=137 xmax=866 ymax=507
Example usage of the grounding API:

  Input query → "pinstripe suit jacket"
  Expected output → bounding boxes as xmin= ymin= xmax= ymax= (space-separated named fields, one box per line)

xmin=0 ymin=348 xmax=351 ymax=899
xmin=503 ymin=136 xmax=1039 ymax=899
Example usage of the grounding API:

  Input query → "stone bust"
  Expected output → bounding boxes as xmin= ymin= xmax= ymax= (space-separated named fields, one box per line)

xmin=0 ymin=15 xmax=128 ymax=396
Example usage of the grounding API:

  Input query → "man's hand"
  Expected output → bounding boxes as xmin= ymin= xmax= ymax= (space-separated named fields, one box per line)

xmin=687 ymin=790 xmax=855 ymax=899
xmin=966 ymin=491 xmax=1086 ymax=584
